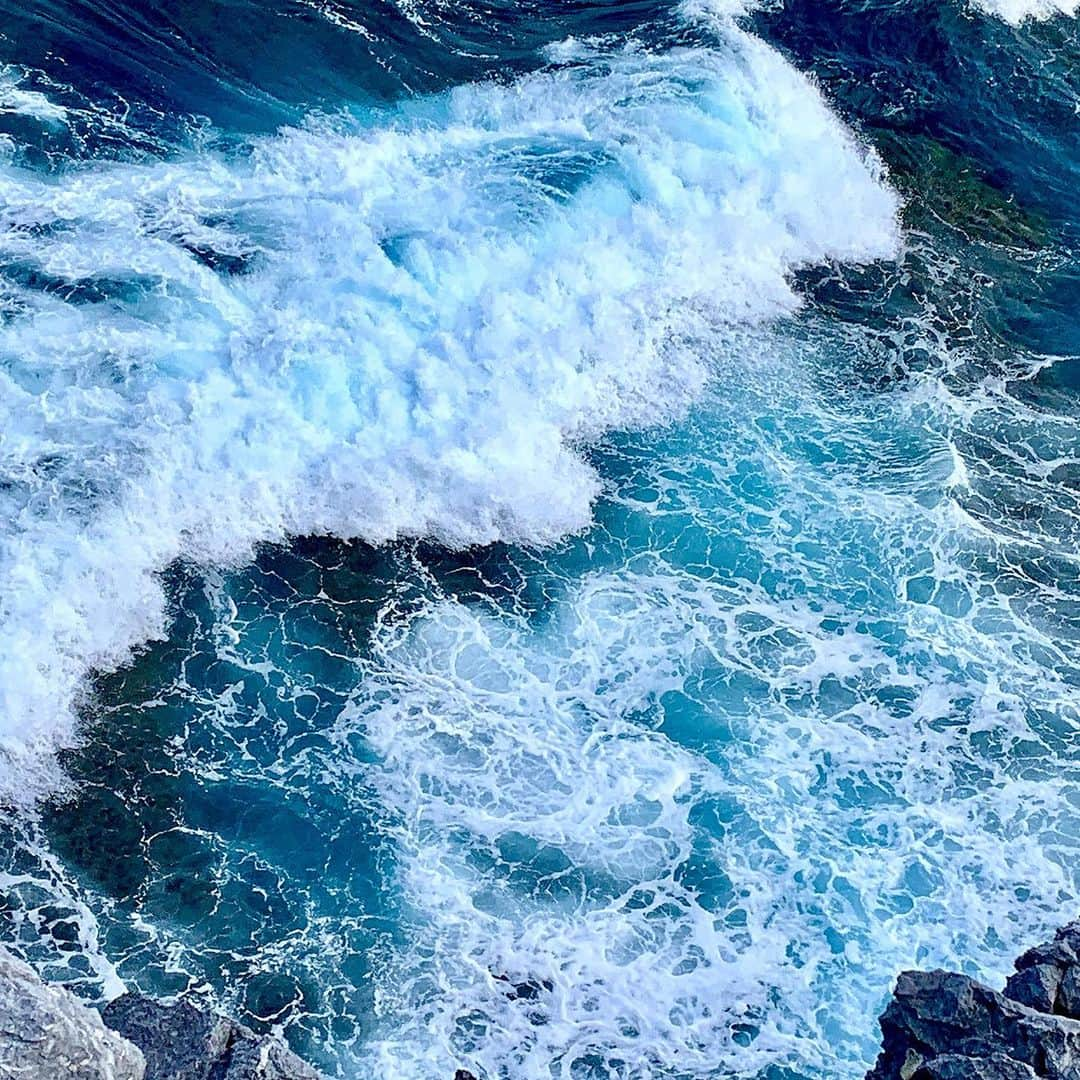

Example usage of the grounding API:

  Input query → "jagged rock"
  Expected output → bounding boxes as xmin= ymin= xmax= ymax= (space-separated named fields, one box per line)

xmin=102 ymin=996 xmax=229 ymax=1080
xmin=453 ymin=1071 xmax=478 ymax=1080
xmin=908 ymin=1053 xmax=1039 ymax=1079
xmin=866 ymin=969 xmax=1080 ymax=1080
xmin=997 ymin=924 xmax=1080 ymax=1023
xmin=1003 ymin=921 xmax=1080 ymax=1020
xmin=102 ymin=993 xmax=320 ymax=1080
xmin=221 ymin=1027 xmax=323 ymax=1080
xmin=0 ymin=946 xmax=146 ymax=1080
xmin=1004 ymin=963 xmax=1064 ymax=1013
xmin=1060 ymin=967 xmax=1080 ymax=1020
xmin=1015 ymin=936 xmax=1080 ymax=973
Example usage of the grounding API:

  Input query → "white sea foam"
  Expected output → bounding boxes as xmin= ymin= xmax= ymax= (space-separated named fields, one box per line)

xmin=0 ymin=67 xmax=70 ymax=126
xmin=0 ymin=25 xmax=898 ymax=800
xmin=677 ymin=0 xmax=759 ymax=24
xmin=336 ymin=337 xmax=1080 ymax=1076
xmin=973 ymin=0 xmax=1079 ymax=22
xmin=6 ymin=306 xmax=1073 ymax=1079
xmin=344 ymin=560 xmax=1077 ymax=1077
xmin=0 ymin=819 xmax=125 ymax=1000
xmin=346 ymin=574 xmax=808 ymax=1078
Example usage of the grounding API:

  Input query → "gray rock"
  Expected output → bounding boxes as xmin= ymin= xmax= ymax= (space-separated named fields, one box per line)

xmin=1014 ymin=939 xmax=1079 ymax=974
xmin=1056 ymin=924 xmax=1080 ymax=961
xmin=1002 ymin=920 xmax=1080 ymax=1020
xmin=869 ymin=923 xmax=1080 ymax=1079
xmin=221 ymin=1027 xmax=322 ymax=1079
xmin=0 ymin=946 xmax=145 ymax=1080
xmin=866 ymin=969 xmax=1080 ymax=1080
xmin=102 ymin=996 xmax=229 ymax=1080
xmin=909 ymin=1053 xmax=1039 ymax=1079
xmin=102 ymin=993 xmax=320 ymax=1080
xmin=1004 ymin=962 xmax=1065 ymax=1013
xmin=1060 ymin=966 xmax=1080 ymax=1022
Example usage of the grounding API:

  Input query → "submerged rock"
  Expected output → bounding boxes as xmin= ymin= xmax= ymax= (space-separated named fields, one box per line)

xmin=867 ymin=921 xmax=1080 ymax=1080
xmin=0 ymin=946 xmax=146 ymax=1080
xmin=102 ymin=993 xmax=321 ymax=1080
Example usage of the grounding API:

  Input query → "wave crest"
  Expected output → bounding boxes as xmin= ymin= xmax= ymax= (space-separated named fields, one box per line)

xmin=0 ymin=26 xmax=898 ymax=798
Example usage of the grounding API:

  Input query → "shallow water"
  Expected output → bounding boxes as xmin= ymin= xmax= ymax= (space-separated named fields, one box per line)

xmin=1 ymin=1 xmax=1079 ymax=1078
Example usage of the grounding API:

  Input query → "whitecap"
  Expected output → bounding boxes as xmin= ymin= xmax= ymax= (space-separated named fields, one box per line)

xmin=0 ymin=24 xmax=898 ymax=799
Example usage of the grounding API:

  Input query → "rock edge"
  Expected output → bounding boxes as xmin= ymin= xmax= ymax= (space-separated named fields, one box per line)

xmin=0 ymin=945 xmax=322 ymax=1080
xmin=0 ymin=946 xmax=145 ymax=1080
xmin=867 ymin=921 xmax=1080 ymax=1080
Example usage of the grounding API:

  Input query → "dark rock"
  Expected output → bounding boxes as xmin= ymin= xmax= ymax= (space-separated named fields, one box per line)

xmin=1002 ymin=920 xmax=1080 ymax=1020
xmin=1060 ymin=966 xmax=1080 ymax=1021
xmin=909 ymin=1053 xmax=1038 ymax=1079
xmin=1055 ymin=924 xmax=1080 ymax=958
xmin=220 ymin=1027 xmax=322 ymax=1079
xmin=102 ymin=993 xmax=320 ymax=1080
xmin=1004 ymin=963 xmax=1064 ymax=1013
xmin=866 ymin=969 xmax=1080 ymax=1080
xmin=1014 ymin=939 xmax=1079 ymax=974
xmin=103 ymin=995 xmax=229 ymax=1080
xmin=868 ymin=921 xmax=1080 ymax=1080
xmin=454 ymin=1072 xmax=479 ymax=1080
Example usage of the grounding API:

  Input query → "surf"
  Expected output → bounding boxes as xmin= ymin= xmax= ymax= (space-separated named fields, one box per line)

xmin=0 ymin=14 xmax=898 ymax=801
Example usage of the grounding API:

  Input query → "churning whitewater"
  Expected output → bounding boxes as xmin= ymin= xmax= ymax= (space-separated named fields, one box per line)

xmin=975 ymin=0 xmax=1079 ymax=21
xmin=0 ymin=11 xmax=897 ymax=796
xmin=2 ymin=0 xmax=1080 ymax=1078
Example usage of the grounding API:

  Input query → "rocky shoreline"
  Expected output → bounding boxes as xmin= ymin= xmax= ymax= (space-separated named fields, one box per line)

xmin=867 ymin=920 xmax=1080 ymax=1079
xmin=0 ymin=945 xmax=320 ymax=1079
xmin=7 ymin=925 xmax=1080 ymax=1080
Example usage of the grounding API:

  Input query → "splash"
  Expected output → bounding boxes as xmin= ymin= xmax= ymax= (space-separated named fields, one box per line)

xmin=0 ymin=25 xmax=898 ymax=800
xmin=336 ymin=323 xmax=1080 ymax=1077
xmin=973 ymin=0 xmax=1079 ymax=22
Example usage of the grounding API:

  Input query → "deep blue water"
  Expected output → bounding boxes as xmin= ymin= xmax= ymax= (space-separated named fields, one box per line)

xmin=1 ymin=1 xmax=1079 ymax=1077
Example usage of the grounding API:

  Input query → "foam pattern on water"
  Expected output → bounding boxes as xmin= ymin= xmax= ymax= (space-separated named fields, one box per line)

xmin=334 ymin=321 xmax=1080 ymax=1077
xmin=0 ymin=23 xmax=897 ymax=798
xmin=2 ymin=263 xmax=1078 ymax=1079
xmin=974 ymin=0 xmax=1078 ymax=22
xmin=3 ymin=3 xmax=1079 ymax=1079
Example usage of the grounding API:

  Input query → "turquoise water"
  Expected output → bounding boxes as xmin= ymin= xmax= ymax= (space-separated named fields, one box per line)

xmin=2 ymin=1 xmax=1080 ymax=1077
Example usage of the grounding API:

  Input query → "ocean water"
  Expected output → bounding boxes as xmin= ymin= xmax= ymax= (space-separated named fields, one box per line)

xmin=0 ymin=1 xmax=1078 ymax=1077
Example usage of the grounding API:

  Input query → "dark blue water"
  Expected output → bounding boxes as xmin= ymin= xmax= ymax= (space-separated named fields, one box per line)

xmin=1 ymin=1 xmax=1079 ymax=1077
